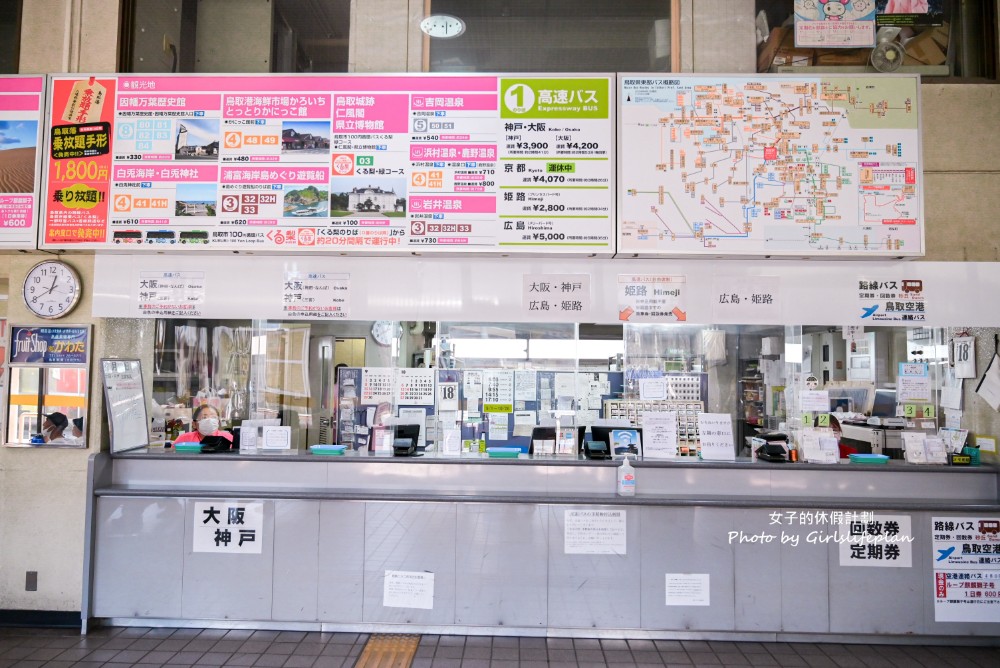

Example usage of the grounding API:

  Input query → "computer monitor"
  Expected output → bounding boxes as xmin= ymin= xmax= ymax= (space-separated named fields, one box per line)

xmin=871 ymin=389 xmax=898 ymax=418
xmin=590 ymin=425 xmax=643 ymax=455
xmin=394 ymin=423 xmax=422 ymax=448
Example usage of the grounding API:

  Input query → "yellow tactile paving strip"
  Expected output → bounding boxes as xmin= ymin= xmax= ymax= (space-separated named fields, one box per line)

xmin=353 ymin=633 xmax=420 ymax=668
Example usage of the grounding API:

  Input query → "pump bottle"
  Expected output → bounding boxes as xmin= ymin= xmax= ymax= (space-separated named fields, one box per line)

xmin=617 ymin=453 xmax=636 ymax=496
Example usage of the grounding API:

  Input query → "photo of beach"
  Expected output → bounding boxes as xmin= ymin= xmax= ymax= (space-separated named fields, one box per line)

xmin=0 ymin=120 xmax=38 ymax=193
xmin=176 ymin=183 xmax=218 ymax=216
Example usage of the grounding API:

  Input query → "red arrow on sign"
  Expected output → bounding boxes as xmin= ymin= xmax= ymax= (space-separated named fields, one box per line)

xmin=672 ymin=307 xmax=687 ymax=321
xmin=619 ymin=306 xmax=634 ymax=321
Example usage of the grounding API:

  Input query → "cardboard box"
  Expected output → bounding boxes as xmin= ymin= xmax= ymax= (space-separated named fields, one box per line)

xmin=764 ymin=27 xmax=815 ymax=70
xmin=815 ymin=49 xmax=872 ymax=66
xmin=930 ymin=22 xmax=950 ymax=50
xmin=757 ymin=27 xmax=787 ymax=72
xmin=904 ymin=29 xmax=947 ymax=65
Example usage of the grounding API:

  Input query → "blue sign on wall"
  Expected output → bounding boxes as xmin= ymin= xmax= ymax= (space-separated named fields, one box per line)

xmin=8 ymin=326 xmax=89 ymax=365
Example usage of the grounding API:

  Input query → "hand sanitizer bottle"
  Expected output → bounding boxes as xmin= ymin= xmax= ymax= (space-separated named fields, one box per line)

xmin=617 ymin=453 xmax=636 ymax=496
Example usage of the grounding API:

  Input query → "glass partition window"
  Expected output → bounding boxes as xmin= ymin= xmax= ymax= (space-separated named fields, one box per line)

xmin=146 ymin=318 xmax=952 ymax=460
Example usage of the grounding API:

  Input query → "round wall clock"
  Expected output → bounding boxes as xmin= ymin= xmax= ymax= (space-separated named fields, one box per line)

xmin=419 ymin=14 xmax=466 ymax=38
xmin=22 ymin=260 xmax=82 ymax=319
xmin=371 ymin=320 xmax=397 ymax=346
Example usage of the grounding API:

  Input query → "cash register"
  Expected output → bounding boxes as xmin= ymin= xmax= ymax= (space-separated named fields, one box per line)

xmin=836 ymin=389 xmax=907 ymax=459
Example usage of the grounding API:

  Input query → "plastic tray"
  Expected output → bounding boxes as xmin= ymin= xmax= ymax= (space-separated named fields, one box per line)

xmin=310 ymin=445 xmax=347 ymax=456
xmin=487 ymin=447 xmax=521 ymax=458
xmin=174 ymin=443 xmax=203 ymax=453
xmin=848 ymin=453 xmax=889 ymax=465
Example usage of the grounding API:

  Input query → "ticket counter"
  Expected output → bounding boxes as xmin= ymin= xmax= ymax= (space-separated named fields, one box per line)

xmin=84 ymin=449 xmax=1000 ymax=637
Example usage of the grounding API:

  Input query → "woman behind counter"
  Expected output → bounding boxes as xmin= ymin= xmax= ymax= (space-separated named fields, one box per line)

xmin=173 ymin=404 xmax=233 ymax=444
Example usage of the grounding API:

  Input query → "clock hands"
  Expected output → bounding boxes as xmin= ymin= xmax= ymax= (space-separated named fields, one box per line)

xmin=46 ymin=273 xmax=58 ymax=295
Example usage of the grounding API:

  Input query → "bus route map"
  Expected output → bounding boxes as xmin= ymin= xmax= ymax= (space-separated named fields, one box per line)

xmin=618 ymin=75 xmax=922 ymax=257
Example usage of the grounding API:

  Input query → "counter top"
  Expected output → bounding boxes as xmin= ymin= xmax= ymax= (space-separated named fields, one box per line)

xmin=92 ymin=483 xmax=1000 ymax=511
xmin=114 ymin=447 xmax=999 ymax=474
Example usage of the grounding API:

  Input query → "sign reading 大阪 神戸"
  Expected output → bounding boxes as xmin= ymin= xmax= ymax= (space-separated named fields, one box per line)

xmin=41 ymin=74 xmax=614 ymax=254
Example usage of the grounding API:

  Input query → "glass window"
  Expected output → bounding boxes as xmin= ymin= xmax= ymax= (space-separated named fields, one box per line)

xmin=424 ymin=0 xmax=674 ymax=73
xmin=120 ymin=0 xmax=351 ymax=73
xmin=0 ymin=1 xmax=20 ymax=73
xmin=147 ymin=317 xmax=951 ymax=462
xmin=756 ymin=0 xmax=997 ymax=80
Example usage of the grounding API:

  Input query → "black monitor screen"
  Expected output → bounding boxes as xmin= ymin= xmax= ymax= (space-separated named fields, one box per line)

xmin=871 ymin=389 xmax=897 ymax=417
xmin=394 ymin=423 xmax=422 ymax=447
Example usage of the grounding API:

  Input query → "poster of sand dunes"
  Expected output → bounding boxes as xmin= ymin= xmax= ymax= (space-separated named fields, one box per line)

xmin=0 ymin=75 xmax=44 ymax=249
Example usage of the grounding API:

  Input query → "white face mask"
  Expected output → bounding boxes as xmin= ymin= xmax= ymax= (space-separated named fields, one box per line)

xmin=197 ymin=417 xmax=219 ymax=436
xmin=42 ymin=426 xmax=53 ymax=438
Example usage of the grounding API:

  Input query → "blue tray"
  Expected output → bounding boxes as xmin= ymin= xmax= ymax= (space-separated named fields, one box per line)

xmin=848 ymin=454 xmax=889 ymax=464
xmin=487 ymin=447 xmax=521 ymax=458
xmin=310 ymin=445 xmax=347 ymax=456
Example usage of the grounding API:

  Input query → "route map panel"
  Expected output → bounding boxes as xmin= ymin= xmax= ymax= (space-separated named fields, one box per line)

xmin=618 ymin=75 xmax=923 ymax=257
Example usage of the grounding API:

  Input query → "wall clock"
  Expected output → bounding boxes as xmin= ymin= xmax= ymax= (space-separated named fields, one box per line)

xmin=22 ymin=260 xmax=82 ymax=319
xmin=371 ymin=320 xmax=397 ymax=346
xmin=420 ymin=14 xmax=466 ymax=38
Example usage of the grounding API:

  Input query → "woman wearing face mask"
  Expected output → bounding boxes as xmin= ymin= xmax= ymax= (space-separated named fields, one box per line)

xmin=173 ymin=404 xmax=232 ymax=445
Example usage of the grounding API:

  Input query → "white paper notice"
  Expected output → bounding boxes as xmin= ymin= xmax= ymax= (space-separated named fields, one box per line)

xmin=564 ymin=509 xmax=627 ymax=555
xmin=488 ymin=413 xmax=509 ymax=441
xmin=398 ymin=407 xmax=427 ymax=449
xmin=554 ymin=373 xmax=575 ymax=399
xmin=696 ymin=413 xmax=735 ymax=461
xmin=138 ymin=271 xmax=205 ymax=318
xmin=512 ymin=410 xmax=536 ymax=437
xmin=638 ymin=377 xmax=668 ymax=400
xmin=483 ymin=370 xmax=514 ymax=410
xmin=383 ymin=570 xmax=434 ymax=610
xmin=800 ymin=390 xmax=831 ymax=412
xmin=438 ymin=382 xmax=459 ymax=411
xmin=641 ymin=411 xmax=678 ymax=459
xmin=514 ymin=370 xmax=537 ymax=401
xmin=617 ymin=274 xmax=686 ymax=323
xmin=463 ymin=370 xmax=483 ymax=404
xmin=897 ymin=363 xmax=931 ymax=402
xmin=712 ymin=275 xmax=780 ymax=323
xmin=440 ymin=425 xmax=462 ymax=455
xmin=282 ymin=271 xmax=350 ymax=319
xmin=192 ymin=501 xmax=264 ymax=554
xmin=261 ymin=425 xmax=291 ymax=450
xmin=665 ymin=574 xmax=710 ymax=606
xmin=523 ymin=273 xmax=591 ymax=316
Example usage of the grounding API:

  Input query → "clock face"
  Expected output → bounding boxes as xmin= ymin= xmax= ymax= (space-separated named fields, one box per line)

xmin=22 ymin=261 xmax=82 ymax=319
xmin=420 ymin=14 xmax=465 ymax=38
xmin=371 ymin=320 xmax=397 ymax=346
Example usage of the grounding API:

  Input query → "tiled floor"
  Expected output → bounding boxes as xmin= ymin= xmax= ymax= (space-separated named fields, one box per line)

xmin=0 ymin=626 xmax=998 ymax=668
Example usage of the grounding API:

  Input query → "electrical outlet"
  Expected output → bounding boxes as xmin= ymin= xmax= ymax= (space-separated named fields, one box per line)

xmin=25 ymin=571 xmax=37 ymax=591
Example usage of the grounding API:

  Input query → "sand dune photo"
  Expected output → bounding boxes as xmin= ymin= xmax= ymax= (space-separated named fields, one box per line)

xmin=0 ymin=147 xmax=36 ymax=193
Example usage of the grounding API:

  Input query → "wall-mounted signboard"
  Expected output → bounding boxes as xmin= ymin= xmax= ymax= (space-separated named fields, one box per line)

xmin=41 ymin=74 xmax=614 ymax=255
xmin=0 ymin=75 xmax=45 ymax=249
xmin=618 ymin=74 xmax=923 ymax=258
